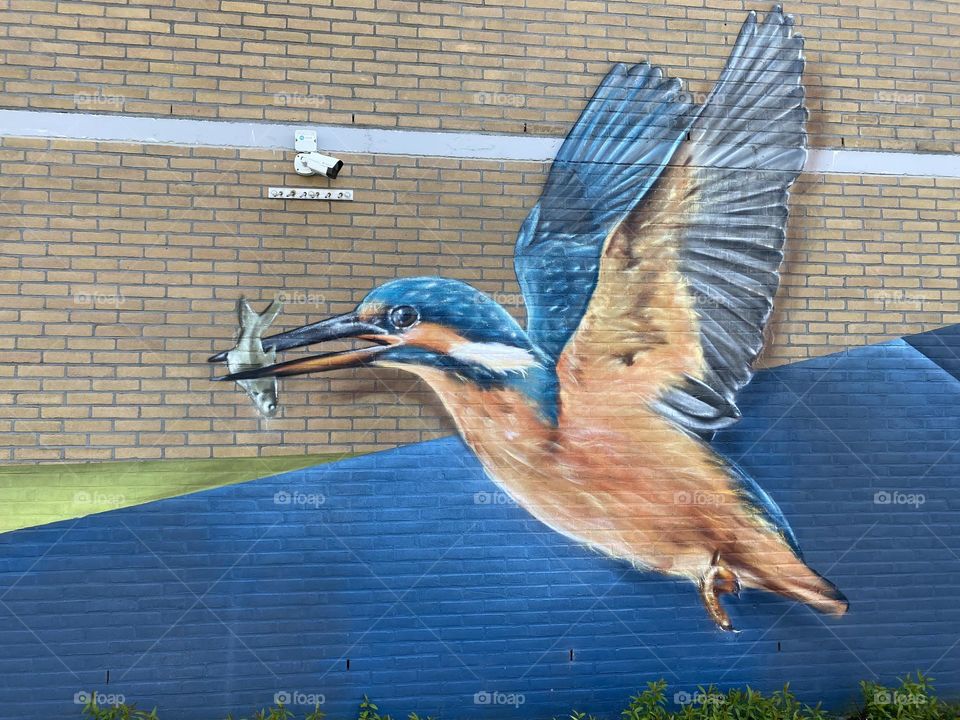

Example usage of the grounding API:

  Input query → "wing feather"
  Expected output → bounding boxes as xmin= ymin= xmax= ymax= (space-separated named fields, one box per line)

xmin=552 ymin=5 xmax=807 ymax=436
xmin=514 ymin=63 xmax=695 ymax=359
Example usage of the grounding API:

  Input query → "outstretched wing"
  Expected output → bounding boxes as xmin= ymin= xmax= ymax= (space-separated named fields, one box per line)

xmin=653 ymin=5 xmax=807 ymax=434
xmin=552 ymin=5 xmax=807 ymax=436
xmin=514 ymin=63 xmax=695 ymax=360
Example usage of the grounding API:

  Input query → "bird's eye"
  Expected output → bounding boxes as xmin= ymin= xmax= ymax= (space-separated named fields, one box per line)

xmin=388 ymin=305 xmax=419 ymax=330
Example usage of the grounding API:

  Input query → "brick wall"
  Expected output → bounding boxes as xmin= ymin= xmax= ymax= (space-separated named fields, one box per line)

xmin=0 ymin=0 xmax=958 ymax=462
xmin=0 ymin=0 xmax=957 ymax=152
xmin=1 ymin=134 xmax=958 ymax=461
xmin=769 ymin=172 xmax=960 ymax=364
xmin=0 ymin=136 xmax=541 ymax=462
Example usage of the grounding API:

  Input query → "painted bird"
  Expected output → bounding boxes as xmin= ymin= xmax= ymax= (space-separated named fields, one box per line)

xmin=212 ymin=5 xmax=848 ymax=631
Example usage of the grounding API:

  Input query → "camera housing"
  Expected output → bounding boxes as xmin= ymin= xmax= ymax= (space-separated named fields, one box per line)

xmin=294 ymin=152 xmax=344 ymax=179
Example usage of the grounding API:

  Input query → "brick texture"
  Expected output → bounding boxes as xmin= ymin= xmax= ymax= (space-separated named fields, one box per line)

xmin=0 ymin=0 xmax=957 ymax=152
xmin=0 ymin=135 xmax=958 ymax=462
xmin=768 ymin=172 xmax=960 ymax=364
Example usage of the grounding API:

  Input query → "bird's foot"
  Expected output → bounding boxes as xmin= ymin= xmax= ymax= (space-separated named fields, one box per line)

xmin=699 ymin=551 xmax=742 ymax=632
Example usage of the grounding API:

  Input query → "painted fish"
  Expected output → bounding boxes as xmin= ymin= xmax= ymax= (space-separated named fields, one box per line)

xmin=226 ymin=297 xmax=283 ymax=417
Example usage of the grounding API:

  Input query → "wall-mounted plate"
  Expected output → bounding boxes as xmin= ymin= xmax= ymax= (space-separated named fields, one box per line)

xmin=267 ymin=187 xmax=354 ymax=200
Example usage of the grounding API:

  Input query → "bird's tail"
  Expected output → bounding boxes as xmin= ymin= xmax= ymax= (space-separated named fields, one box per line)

xmin=743 ymin=558 xmax=849 ymax=616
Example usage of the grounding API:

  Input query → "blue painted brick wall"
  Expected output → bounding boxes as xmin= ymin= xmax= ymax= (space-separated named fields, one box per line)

xmin=1 ymin=333 xmax=959 ymax=718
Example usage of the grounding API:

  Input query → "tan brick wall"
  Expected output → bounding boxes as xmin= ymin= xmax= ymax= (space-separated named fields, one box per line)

xmin=0 ymin=0 xmax=957 ymax=152
xmin=0 ymin=136 xmax=538 ymax=462
xmin=1 ymin=135 xmax=958 ymax=462
xmin=768 ymin=172 xmax=960 ymax=364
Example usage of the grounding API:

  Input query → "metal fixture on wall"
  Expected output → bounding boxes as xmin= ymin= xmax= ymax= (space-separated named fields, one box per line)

xmin=293 ymin=129 xmax=343 ymax=178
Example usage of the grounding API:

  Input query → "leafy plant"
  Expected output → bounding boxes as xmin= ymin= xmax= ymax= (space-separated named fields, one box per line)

xmin=76 ymin=676 xmax=960 ymax=720
xmin=305 ymin=704 xmax=327 ymax=720
xmin=667 ymin=684 xmax=829 ymax=720
xmin=854 ymin=672 xmax=950 ymax=720
xmin=358 ymin=695 xmax=391 ymax=720
xmin=79 ymin=692 xmax=158 ymax=720
xmin=224 ymin=703 xmax=295 ymax=720
xmin=622 ymin=679 xmax=670 ymax=720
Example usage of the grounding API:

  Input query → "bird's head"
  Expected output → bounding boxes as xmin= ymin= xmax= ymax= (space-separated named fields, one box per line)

xmin=214 ymin=278 xmax=556 ymax=412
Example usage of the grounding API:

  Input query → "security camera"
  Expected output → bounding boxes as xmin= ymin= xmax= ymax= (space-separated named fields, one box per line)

xmin=292 ymin=132 xmax=343 ymax=179
xmin=294 ymin=152 xmax=343 ymax=179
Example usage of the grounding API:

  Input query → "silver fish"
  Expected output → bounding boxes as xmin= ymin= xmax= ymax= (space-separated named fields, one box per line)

xmin=226 ymin=297 xmax=283 ymax=418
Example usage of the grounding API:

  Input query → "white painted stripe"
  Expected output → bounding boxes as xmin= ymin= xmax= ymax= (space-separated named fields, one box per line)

xmin=0 ymin=109 xmax=562 ymax=160
xmin=2 ymin=109 xmax=959 ymax=178
xmin=806 ymin=148 xmax=960 ymax=178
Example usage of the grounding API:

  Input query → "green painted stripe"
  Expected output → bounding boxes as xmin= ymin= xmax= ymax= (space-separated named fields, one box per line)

xmin=0 ymin=452 xmax=362 ymax=536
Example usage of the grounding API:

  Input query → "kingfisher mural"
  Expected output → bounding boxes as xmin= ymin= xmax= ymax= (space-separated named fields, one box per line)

xmin=212 ymin=5 xmax=847 ymax=632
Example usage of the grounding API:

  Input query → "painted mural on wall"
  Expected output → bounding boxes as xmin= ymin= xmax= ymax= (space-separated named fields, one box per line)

xmin=210 ymin=5 xmax=845 ymax=632
xmin=226 ymin=297 xmax=284 ymax=418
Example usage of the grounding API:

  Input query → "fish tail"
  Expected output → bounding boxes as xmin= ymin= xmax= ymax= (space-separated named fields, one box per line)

xmin=261 ymin=298 xmax=283 ymax=327
xmin=236 ymin=297 xmax=283 ymax=339
xmin=237 ymin=297 xmax=259 ymax=330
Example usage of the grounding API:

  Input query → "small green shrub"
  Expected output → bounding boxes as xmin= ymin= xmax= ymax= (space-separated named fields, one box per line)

xmin=75 ymin=672 xmax=960 ymax=720
xmin=620 ymin=679 xmax=829 ymax=720
xmin=854 ymin=673 xmax=952 ymax=720
xmin=78 ymin=692 xmax=157 ymax=720
xmin=621 ymin=679 xmax=670 ymax=720
xmin=357 ymin=696 xmax=390 ymax=720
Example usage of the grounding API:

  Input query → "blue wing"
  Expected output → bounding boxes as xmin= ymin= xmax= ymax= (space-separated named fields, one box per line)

xmin=516 ymin=5 xmax=806 ymax=438
xmin=652 ymin=5 xmax=807 ymax=436
xmin=514 ymin=63 xmax=694 ymax=360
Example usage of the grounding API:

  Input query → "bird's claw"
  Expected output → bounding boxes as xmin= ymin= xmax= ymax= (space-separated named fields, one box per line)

xmin=700 ymin=552 xmax=742 ymax=632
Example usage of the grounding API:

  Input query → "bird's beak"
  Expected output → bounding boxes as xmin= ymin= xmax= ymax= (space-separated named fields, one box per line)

xmin=208 ymin=312 xmax=395 ymax=380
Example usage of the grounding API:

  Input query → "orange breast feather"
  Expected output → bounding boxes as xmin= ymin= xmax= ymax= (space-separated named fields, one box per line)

xmin=409 ymin=365 xmax=753 ymax=579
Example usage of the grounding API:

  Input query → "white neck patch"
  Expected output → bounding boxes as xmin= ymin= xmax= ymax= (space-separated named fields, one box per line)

xmin=449 ymin=341 xmax=539 ymax=375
